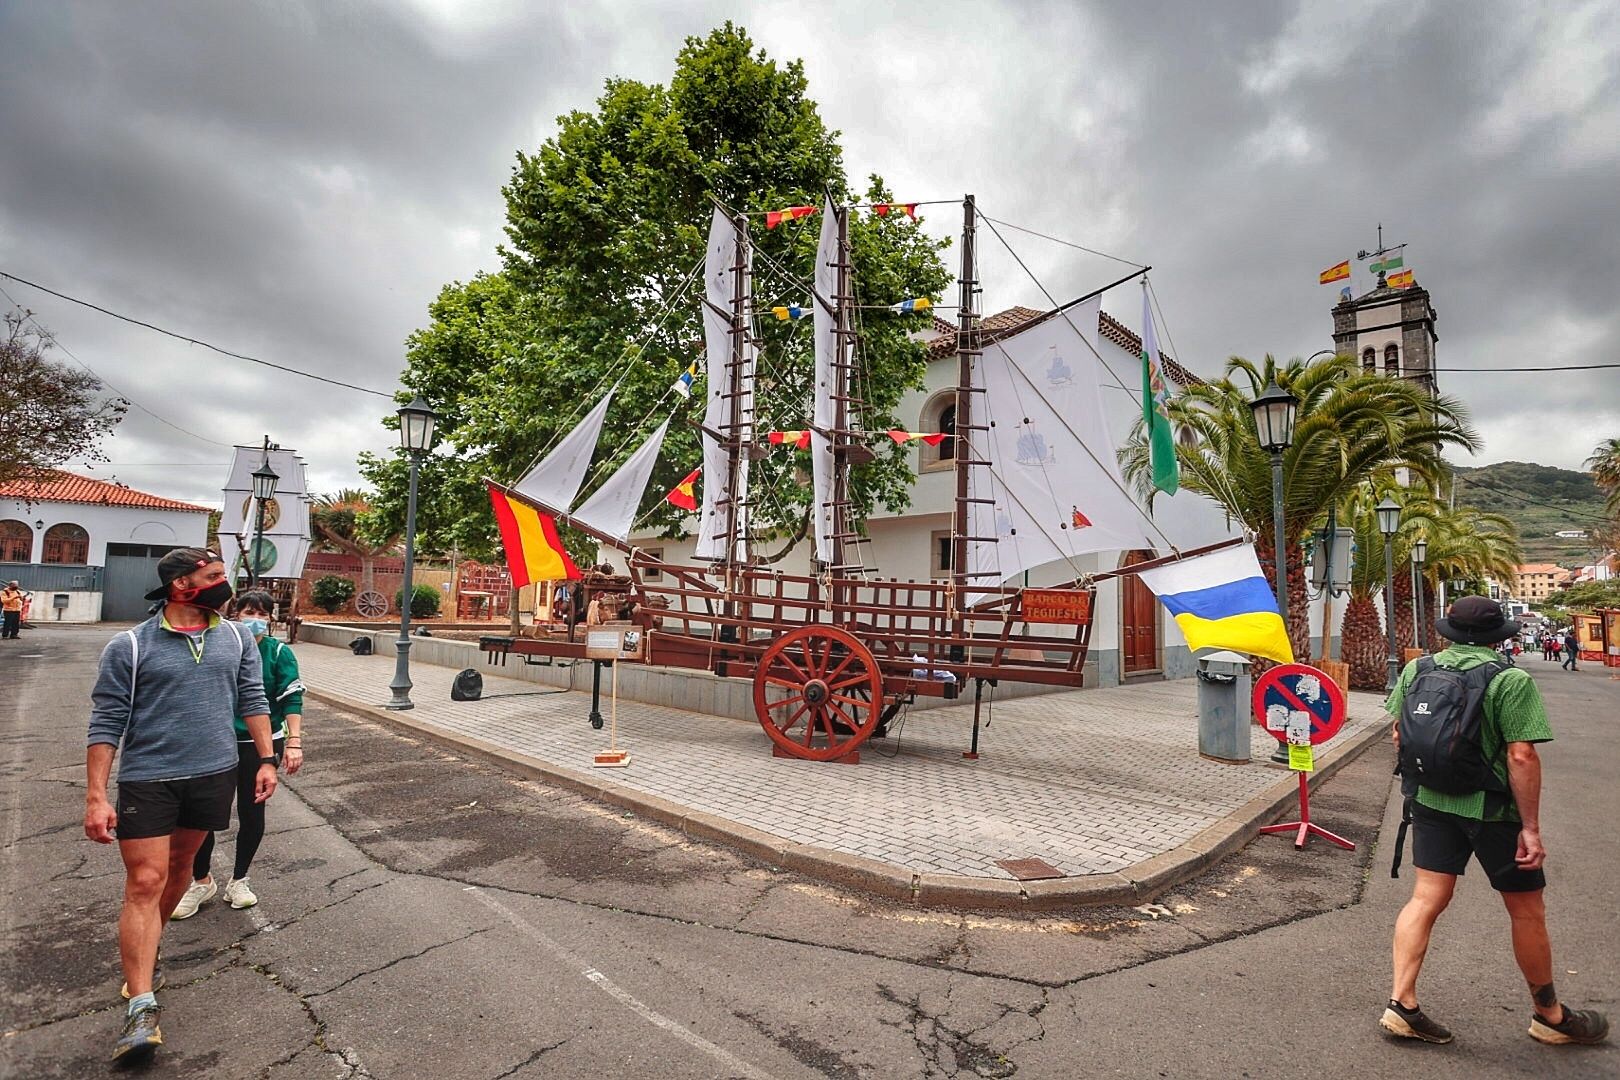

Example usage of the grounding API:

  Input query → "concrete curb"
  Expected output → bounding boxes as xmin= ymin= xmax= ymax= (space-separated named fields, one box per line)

xmin=305 ymin=684 xmax=1392 ymax=912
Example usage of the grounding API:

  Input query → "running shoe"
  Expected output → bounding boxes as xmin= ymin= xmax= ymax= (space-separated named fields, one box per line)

xmin=111 ymin=1004 xmax=163 ymax=1064
xmin=224 ymin=877 xmax=258 ymax=909
xmin=1380 ymin=1000 xmax=1454 ymax=1044
xmin=1529 ymin=1007 xmax=1610 ymax=1045
xmin=170 ymin=877 xmax=217 ymax=920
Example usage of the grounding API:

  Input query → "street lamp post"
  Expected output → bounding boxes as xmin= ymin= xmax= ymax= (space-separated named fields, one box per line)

xmin=1250 ymin=379 xmax=1299 ymax=763
xmin=387 ymin=396 xmax=438 ymax=711
xmin=249 ymin=454 xmax=279 ymax=588
xmin=1377 ymin=496 xmax=1403 ymax=690
xmin=1412 ymin=537 xmax=1428 ymax=652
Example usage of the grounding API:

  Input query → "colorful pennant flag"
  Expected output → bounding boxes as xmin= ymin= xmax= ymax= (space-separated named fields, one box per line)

xmin=665 ymin=467 xmax=700 ymax=512
xmin=1136 ymin=544 xmax=1294 ymax=665
xmin=771 ymin=304 xmax=811 ymax=321
xmin=765 ymin=206 xmax=817 ymax=229
xmin=1071 ymin=506 xmax=1092 ymax=529
xmin=671 ymin=361 xmax=698 ymax=398
xmin=1370 ymin=253 xmax=1405 ymax=274
xmin=1319 ymin=260 xmax=1350 ymax=285
xmin=885 ymin=429 xmax=947 ymax=446
xmin=889 ymin=297 xmax=932 ymax=315
xmin=1386 ymin=269 xmax=1415 ymax=288
xmin=1140 ymin=285 xmax=1179 ymax=495
xmin=872 ymin=203 xmax=918 ymax=219
xmin=768 ymin=430 xmax=812 ymax=449
xmin=487 ymin=484 xmax=581 ymax=588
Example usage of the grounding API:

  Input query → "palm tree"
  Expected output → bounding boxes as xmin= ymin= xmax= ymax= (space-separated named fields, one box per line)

xmin=311 ymin=489 xmax=400 ymax=600
xmin=1123 ymin=353 xmax=1481 ymax=660
xmin=1587 ymin=438 xmax=1620 ymax=521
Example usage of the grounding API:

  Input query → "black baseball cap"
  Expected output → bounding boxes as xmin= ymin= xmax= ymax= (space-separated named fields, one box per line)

xmin=144 ymin=547 xmax=223 ymax=601
xmin=1435 ymin=595 xmax=1522 ymax=645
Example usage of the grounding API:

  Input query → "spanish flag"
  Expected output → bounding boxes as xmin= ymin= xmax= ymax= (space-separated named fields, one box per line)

xmin=488 ymin=484 xmax=580 ymax=588
xmin=1319 ymin=260 xmax=1350 ymax=285
xmin=765 ymin=206 xmax=817 ymax=229
xmin=1387 ymin=269 xmax=1414 ymax=288
xmin=665 ymin=467 xmax=700 ymax=512
xmin=885 ymin=429 xmax=946 ymax=446
xmin=768 ymin=430 xmax=812 ymax=449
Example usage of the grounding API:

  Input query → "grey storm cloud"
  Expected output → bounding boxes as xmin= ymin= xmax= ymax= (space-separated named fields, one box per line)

xmin=0 ymin=0 xmax=1615 ymax=508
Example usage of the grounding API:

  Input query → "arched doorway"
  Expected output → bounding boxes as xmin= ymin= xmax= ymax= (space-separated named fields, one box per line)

xmin=1119 ymin=550 xmax=1160 ymax=676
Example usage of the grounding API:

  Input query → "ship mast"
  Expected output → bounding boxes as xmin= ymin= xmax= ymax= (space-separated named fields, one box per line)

xmin=950 ymin=194 xmax=985 ymax=636
xmin=828 ymin=203 xmax=859 ymax=574
xmin=721 ymin=211 xmax=752 ymax=569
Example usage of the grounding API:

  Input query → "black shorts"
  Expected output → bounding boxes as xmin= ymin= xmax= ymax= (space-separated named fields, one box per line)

xmin=116 ymin=769 xmax=237 ymax=841
xmin=1411 ymin=802 xmax=1547 ymax=892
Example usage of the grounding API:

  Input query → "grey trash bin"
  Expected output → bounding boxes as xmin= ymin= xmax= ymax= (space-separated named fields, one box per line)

xmin=1196 ymin=650 xmax=1252 ymax=764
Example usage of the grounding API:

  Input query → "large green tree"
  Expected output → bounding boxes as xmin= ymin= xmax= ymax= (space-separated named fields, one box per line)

xmin=362 ymin=24 xmax=950 ymax=564
xmin=0 ymin=311 xmax=126 ymax=487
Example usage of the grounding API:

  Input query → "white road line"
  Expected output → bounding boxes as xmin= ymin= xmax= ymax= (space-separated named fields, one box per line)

xmin=463 ymin=886 xmax=778 ymax=1080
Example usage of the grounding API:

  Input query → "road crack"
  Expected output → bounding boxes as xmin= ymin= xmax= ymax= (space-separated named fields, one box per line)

xmin=307 ymin=925 xmax=495 ymax=998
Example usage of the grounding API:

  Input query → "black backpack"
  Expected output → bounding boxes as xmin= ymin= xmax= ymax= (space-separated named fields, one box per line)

xmin=451 ymin=668 xmax=483 ymax=702
xmin=1390 ymin=657 xmax=1509 ymax=877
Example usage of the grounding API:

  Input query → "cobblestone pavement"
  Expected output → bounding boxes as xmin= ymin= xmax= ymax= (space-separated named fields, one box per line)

xmin=296 ymin=643 xmax=1386 ymax=880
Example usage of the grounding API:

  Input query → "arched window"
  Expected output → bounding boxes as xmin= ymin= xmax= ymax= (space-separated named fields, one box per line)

xmin=42 ymin=523 xmax=89 ymax=565
xmin=1362 ymin=347 xmax=1376 ymax=372
xmin=937 ymin=404 xmax=956 ymax=461
xmin=0 ymin=520 xmax=30 ymax=563
xmin=919 ymin=390 xmax=957 ymax=470
xmin=1384 ymin=343 xmax=1400 ymax=377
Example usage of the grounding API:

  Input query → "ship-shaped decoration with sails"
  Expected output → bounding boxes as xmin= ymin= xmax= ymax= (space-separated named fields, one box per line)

xmin=481 ymin=195 xmax=1238 ymax=762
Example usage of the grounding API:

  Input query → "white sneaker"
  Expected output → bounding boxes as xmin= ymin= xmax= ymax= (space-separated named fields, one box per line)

xmin=224 ymin=878 xmax=257 ymax=909
xmin=170 ymin=878 xmax=216 ymax=920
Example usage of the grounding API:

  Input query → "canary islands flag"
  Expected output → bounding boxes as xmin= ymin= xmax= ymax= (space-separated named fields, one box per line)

xmin=1135 ymin=544 xmax=1293 ymax=665
xmin=488 ymin=484 xmax=580 ymax=588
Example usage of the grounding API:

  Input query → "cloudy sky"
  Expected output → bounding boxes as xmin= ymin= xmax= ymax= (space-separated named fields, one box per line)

xmin=2 ymin=0 xmax=1616 ymax=507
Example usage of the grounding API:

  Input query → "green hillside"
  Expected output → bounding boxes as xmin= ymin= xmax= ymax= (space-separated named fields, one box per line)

xmin=1451 ymin=461 xmax=1609 ymax=566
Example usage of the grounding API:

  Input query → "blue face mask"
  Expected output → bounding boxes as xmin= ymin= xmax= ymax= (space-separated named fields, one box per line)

xmin=240 ymin=617 xmax=269 ymax=637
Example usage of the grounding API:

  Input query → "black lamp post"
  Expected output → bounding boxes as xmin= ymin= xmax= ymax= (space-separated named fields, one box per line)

xmin=1411 ymin=537 xmax=1428 ymax=652
xmin=387 ymin=396 xmax=438 ymax=711
xmin=249 ymin=454 xmax=279 ymax=588
xmin=1376 ymin=496 xmax=1403 ymax=690
xmin=1250 ymin=379 xmax=1298 ymax=763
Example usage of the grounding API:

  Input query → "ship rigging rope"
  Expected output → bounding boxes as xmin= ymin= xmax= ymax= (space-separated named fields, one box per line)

xmin=978 ymin=216 xmax=1148 ymax=271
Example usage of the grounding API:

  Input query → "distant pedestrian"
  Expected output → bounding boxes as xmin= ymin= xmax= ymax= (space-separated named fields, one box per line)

xmin=171 ymin=590 xmax=305 ymax=919
xmin=1381 ymin=596 xmax=1607 ymax=1047
xmin=84 ymin=549 xmax=276 ymax=1064
xmin=1 ymin=580 xmax=24 ymax=639
xmin=1561 ymin=630 xmax=1578 ymax=671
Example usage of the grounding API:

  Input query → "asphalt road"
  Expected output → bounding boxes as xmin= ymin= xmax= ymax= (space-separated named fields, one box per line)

xmin=2 ymin=626 xmax=1614 ymax=1078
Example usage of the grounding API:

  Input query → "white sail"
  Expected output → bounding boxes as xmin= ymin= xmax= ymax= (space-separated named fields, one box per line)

xmin=810 ymin=196 xmax=838 ymax=565
xmin=516 ymin=391 xmax=613 ymax=513
xmin=965 ymin=297 xmax=1159 ymax=589
xmin=571 ymin=420 xmax=670 ymax=542
xmin=696 ymin=208 xmax=743 ymax=560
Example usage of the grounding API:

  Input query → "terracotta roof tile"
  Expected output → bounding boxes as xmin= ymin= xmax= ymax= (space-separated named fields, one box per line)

xmin=927 ymin=305 xmax=1203 ymax=387
xmin=0 ymin=470 xmax=212 ymax=513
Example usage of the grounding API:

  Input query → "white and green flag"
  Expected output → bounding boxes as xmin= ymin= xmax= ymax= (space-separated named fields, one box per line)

xmin=1141 ymin=282 xmax=1179 ymax=495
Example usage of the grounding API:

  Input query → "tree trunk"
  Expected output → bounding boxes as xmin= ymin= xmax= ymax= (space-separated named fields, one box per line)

xmin=1420 ymin=579 xmax=1440 ymax=652
xmin=1254 ymin=533 xmax=1312 ymax=662
xmin=1341 ymin=594 xmax=1387 ymax=690
xmin=1395 ymin=569 xmax=1416 ymax=656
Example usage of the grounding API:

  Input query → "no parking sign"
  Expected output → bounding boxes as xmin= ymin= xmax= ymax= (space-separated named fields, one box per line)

xmin=1252 ymin=663 xmax=1347 ymax=770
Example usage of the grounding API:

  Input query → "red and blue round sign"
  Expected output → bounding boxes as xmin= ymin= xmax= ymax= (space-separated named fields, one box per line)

xmin=1251 ymin=663 xmax=1346 ymax=746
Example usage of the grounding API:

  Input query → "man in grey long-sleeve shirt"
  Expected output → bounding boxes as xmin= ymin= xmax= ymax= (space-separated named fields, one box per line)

xmin=84 ymin=548 xmax=277 ymax=1064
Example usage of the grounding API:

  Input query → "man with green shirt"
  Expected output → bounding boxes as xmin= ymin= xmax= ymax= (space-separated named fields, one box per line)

xmin=1381 ymin=595 xmax=1608 ymax=1047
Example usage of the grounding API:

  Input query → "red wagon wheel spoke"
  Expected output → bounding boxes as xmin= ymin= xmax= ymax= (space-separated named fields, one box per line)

xmin=752 ymin=626 xmax=883 ymax=761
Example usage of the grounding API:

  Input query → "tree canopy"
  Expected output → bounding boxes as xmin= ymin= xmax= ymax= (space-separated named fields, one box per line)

xmin=362 ymin=23 xmax=951 ymax=563
xmin=0 ymin=311 xmax=127 ymax=487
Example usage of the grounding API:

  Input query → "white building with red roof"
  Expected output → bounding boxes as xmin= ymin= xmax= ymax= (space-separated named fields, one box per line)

xmin=0 ymin=470 xmax=211 ymax=621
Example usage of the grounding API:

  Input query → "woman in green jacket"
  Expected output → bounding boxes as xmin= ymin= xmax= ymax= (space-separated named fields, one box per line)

xmin=172 ymin=590 xmax=304 ymax=916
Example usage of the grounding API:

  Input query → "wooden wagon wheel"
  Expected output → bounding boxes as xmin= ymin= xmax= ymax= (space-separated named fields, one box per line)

xmin=753 ymin=626 xmax=883 ymax=761
xmin=355 ymin=590 xmax=389 ymax=618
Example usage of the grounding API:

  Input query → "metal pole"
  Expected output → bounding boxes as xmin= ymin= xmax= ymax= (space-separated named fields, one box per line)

xmin=1270 ymin=449 xmax=1290 ymax=764
xmin=1384 ymin=534 xmax=1400 ymax=691
xmin=387 ymin=452 xmax=421 ymax=710
xmin=1411 ymin=559 xmax=1422 ymax=650
xmin=1414 ymin=564 xmax=1426 ymax=652
xmin=249 ymin=497 xmax=266 ymax=589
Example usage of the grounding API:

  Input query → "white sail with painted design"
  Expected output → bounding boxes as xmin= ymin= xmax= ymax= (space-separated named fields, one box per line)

xmin=694 ymin=207 xmax=753 ymax=561
xmin=809 ymin=196 xmax=838 ymax=565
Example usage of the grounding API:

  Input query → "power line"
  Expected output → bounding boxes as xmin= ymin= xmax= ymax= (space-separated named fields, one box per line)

xmin=1430 ymin=363 xmax=1620 ymax=372
xmin=0 ymin=269 xmax=395 ymax=398
xmin=1453 ymin=472 xmax=1612 ymax=526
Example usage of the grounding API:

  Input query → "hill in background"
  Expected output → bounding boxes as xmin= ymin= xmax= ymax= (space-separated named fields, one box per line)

xmin=1451 ymin=461 xmax=1609 ymax=566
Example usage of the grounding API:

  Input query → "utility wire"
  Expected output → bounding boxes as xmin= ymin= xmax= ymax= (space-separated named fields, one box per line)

xmin=0 ymin=269 xmax=395 ymax=398
xmin=1452 ymin=472 xmax=1613 ymax=526
xmin=979 ymin=215 xmax=1148 ymax=271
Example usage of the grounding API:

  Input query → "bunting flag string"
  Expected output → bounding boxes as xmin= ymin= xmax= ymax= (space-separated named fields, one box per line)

xmin=765 ymin=206 xmax=817 ymax=229
xmin=770 ymin=304 xmax=811 ymax=321
xmin=885 ymin=429 xmax=947 ymax=446
xmin=665 ymin=467 xmax=700 ymax=511
xmin=670 ymin=361 xmax=698 ymax=398
xmin=889 ymin=297 xmax=932 ymax=315
xmin=767 ymin=430 xmax=813 ymax=449
xmin=872 ymin=203 xmax=918 ymax=219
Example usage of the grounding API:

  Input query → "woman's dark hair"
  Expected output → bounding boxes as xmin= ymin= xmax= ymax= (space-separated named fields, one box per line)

xmin=236 ymin=589 xmax=277 ymax=614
